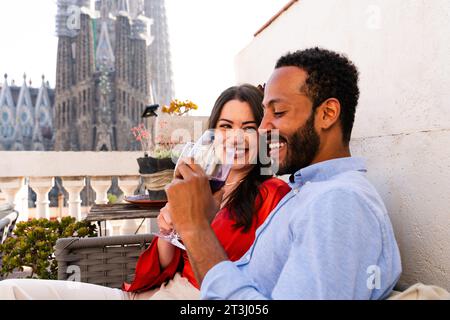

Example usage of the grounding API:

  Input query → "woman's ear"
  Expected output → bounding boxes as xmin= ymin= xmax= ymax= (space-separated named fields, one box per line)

xmin=316 ymin=98 xmax=341 ymax=130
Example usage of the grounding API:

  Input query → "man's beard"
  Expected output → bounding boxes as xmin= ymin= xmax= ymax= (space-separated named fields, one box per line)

xmin=276 ymin=112 xmax=320 ymax=176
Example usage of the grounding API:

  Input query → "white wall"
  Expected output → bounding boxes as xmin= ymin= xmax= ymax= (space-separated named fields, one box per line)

xmin=235 ymin=0 xmax=450 ymax=290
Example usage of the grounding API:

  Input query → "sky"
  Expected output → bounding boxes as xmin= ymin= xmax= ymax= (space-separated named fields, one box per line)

xmin=0 ymin=0 xmax=285 ymax=115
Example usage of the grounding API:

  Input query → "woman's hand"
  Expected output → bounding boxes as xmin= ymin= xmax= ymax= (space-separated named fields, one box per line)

xmin=165 ymin=159 xmax=229 ymax=284
xmin=156 ymin=204 xmax=177 ymax=270
xmin=157 ymin=204 xmax=174 ymax=235
xmin=166 ymin=159 xmax=224 ymax=236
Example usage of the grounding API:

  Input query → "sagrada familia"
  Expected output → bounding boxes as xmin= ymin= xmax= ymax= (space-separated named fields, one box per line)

xmin=0 ymin=74 xmax=54 ymax=151
xmin=0 ymin=0 xmax=173 ymax=152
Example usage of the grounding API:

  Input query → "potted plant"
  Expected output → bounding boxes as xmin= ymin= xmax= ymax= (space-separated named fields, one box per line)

xmin=0 ymin=217 xmax=97 ymax=280
xmin=132 ymin=123 xmax=176 ymax=175
xmin=132 ymin=100 xmax=208 ymax=200
xmin=131 ymin=120 xmax=177 ymax=200
xmin=156 ymin=99 xmax=209 ymax=148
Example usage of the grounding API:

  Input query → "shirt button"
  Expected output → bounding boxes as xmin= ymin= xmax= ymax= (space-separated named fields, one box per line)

xmin=293 ymin=189 xmax=299 ymax=194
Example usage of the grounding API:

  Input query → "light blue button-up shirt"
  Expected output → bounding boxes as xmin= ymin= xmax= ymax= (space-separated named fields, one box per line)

xmin=201 ymin=157 xmax=402 ymax=300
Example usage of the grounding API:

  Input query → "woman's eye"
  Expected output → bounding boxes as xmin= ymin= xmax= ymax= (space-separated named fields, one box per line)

xmin=243 ymin=127 xmax=257 ymax=132
xmin=219 ymin=124 xmax=232 ymax=129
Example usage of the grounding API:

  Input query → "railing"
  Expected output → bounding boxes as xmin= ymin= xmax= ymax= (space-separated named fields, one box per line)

xmin=0 ymin=152 xmax=150 ymax=235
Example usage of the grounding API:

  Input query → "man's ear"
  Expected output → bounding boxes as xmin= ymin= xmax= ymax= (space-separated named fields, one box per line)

xmin=315 ymin=98 xmax=341 ymax=130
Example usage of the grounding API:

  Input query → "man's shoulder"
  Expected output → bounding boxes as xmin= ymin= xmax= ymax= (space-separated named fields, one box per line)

xmin=303 ymin=170 xmax=388 ymax=224
xmin=313 ymin=170 xmax=382 ymax=202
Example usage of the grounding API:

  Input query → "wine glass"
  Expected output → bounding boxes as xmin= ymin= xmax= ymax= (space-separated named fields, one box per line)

xmin=188 ymin=129 xmax=235 ymax=192
xmin=152 ymin=129 xmax=235 ymax=250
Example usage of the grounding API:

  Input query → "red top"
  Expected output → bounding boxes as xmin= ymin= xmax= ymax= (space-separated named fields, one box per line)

xmin=123 ymin=177 xmax=290 ymax=292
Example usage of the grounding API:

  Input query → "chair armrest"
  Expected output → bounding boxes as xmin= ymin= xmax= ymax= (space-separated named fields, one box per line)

xmin=0 ymin=205 xmax=16 ymax=220
xmin=0 ymin=204 xmax=14 ymax=215
xmin=55 ymin=234 xmax=154 ymax=289
xmin=0 ymin=211 xmax=18 ymax=244
xmin=0 ymin=218 xmax=10 ymax=232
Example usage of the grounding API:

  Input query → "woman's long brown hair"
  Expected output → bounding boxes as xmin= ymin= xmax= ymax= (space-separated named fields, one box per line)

xmin=208 ymin=84 xmax=271 ymax=232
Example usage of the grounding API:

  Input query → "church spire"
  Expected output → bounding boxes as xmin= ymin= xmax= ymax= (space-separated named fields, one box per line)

xmin=96 ymin=0 xmax=115 ymax=70
xmin=100 ymin=0 xmax=109 ymax=19
xmin=144 ymin=0 xmax=174 ymax=105
xmin=0 ymin=74 xmax=14 ymax=108
xmin=35 ymin=75 xmax=52 ymax=112
xmin=17 ymin=74 xmax=33 ymax=111
xmin=117 ymin=0 xmax=130 ymax=15
xmin=32 ymin=76 xmax=48 ymax=152
xmin=16 ymin=73 xmax=34 ymax=150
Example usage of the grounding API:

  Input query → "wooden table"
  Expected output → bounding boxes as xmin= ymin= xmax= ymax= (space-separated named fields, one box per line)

xmin=85 ymin=204 xmax=161 ymax=236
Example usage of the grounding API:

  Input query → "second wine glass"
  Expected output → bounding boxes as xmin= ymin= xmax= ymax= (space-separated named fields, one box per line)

xmin=153 ymin=129 xmax=235 ymax=250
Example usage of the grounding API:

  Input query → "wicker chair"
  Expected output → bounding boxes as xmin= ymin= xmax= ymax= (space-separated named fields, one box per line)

xmin=52 ymin=231 xmax=413 ymax=296
xmin=55 ymin=234 xmax=154 ymax=289
xmin=0 ymin=205 xmax=18 ymax=241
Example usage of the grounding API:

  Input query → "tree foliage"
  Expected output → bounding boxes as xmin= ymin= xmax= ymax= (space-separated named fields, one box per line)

xmin=0 ymin=217 xmax=97 ymax=279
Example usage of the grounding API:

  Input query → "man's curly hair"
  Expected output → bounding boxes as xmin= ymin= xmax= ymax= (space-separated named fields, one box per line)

xmin=276 ymin=47 xmax=360 ymax=144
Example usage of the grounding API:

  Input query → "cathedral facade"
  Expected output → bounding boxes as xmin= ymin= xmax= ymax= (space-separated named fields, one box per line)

xmin=0 ymin=75 xmax=55 ymax=151
xmin=54 ymin=0 xmax=174 ymax=151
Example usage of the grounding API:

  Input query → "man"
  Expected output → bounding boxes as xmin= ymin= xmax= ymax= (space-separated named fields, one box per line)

xmin=166 ymin=47 xmax=402 ymax=300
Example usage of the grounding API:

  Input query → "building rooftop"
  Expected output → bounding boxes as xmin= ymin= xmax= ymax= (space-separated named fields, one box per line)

xmin=254 ymin=0 xmax=299 ymax=37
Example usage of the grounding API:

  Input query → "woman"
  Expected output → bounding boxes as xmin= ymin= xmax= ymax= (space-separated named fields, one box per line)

xmin=0 ymin=84 xmax=290 ymax=300
xmin=123 ymin=84 xmax=291 ymax=299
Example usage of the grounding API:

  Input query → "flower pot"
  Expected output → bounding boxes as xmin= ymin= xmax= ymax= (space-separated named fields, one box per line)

xmin=137 ymin=156 xmax=175 ymax=201
xmin=137 ymin=156 xmax=175 ymax=174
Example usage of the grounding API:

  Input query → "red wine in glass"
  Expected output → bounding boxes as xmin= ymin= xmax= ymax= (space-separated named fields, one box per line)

xmin=153 ymin=130 xmax=234 ymax=251
xmin=209 ymin=178 xmax=226 ymax=193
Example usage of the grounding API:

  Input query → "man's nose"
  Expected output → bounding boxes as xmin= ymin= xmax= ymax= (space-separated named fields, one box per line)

xmin=259 ymin=112 xmax=274 ymax=131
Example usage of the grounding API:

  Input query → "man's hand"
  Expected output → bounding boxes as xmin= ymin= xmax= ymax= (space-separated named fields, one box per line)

xmin=165 ymin=159 xmax=223 ymax=237
xmin=164 ymin=158 xmax=228 ymax=285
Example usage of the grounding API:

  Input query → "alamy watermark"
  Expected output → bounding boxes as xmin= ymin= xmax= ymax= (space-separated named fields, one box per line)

xmin=167 ymin=126 xmax=281 ymax=176
xmin=67 ymin=5 xmax=81 ymax=31
xmin=64 ymin=4 xmax=155 ymax=45
xmin=367 ymin=265 xmax=381 ymax=290
xmin=66 ymin=265 xmax=82 ymax=290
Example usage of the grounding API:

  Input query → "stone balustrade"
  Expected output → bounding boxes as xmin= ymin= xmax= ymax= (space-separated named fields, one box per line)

xmin=0 ymin=152 xmax=149 ymax=235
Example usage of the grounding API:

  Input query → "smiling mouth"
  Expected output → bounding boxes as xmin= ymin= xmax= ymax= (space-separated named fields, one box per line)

xmin=267 ymin=131 xmax=287 ymax=159
xmin=268 ymin=142 xmax=287 ymax=151
xmin=268 ymin=134 xmax=287 ymax=152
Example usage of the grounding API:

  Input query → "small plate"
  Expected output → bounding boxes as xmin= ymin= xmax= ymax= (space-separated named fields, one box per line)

xmin=125 ymin=195 xmax=167 ymax=209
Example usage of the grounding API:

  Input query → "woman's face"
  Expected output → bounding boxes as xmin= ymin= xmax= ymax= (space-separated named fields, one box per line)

xmin=215 ymin=99 xmax=259 ymax=170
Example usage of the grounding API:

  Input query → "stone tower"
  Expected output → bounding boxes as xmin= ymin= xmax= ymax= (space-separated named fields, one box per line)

xmin=54 ymin=0 xmax=153 ymax=151
xmin=144 ymin=0 xmax=174 ymax=106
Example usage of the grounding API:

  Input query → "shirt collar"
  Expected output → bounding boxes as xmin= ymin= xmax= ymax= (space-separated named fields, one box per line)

xmin=288 ymin=157 xmax=367 ymax=188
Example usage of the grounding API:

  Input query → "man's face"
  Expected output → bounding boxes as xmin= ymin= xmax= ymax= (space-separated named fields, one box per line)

xmin=260 ymin=67 xmax=320 ymax=175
